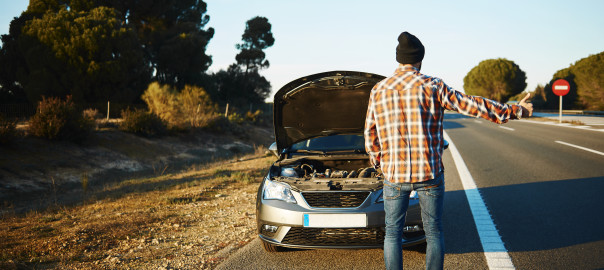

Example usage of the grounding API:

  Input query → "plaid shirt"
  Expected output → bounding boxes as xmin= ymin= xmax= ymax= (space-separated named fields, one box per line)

xmin=364 ymin=65 xmax=522 ymax=183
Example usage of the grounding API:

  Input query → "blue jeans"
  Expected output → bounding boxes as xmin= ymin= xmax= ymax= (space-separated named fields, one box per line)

xmin=383 ymin=174 xmax=445 ymax=270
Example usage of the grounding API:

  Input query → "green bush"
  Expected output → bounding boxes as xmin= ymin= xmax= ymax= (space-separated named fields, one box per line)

xmin=119 ymin=109 xmax=167 ymax=137
xmin=28 ymin=96 xmax=94 ymax=142
xmin=142 ymin=82 xmax=219 ymax=130
xmin=0 ymin=114 xmax=18 ymax=144
xmin=227 ymin=112 xmax=245 ymax=124
xmin=245 ymin=110 xmax=263 ymax=124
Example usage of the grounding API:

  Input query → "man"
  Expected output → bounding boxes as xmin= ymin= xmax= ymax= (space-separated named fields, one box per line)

xmin=364 ymin=32 xmax=533 ymax=270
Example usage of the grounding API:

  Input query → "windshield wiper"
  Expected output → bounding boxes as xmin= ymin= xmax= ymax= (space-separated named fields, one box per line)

xmin=290 ymin=149 xmax=365 ymax=155
xmin=323 ymin=149 xmax=366 ymax=154
xmin=290 ymin=149 xmax=326 ymax=155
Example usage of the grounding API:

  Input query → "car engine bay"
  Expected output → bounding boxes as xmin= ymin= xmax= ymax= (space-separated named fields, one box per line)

xmin=271 ymin=157 xmax=383 ymax=191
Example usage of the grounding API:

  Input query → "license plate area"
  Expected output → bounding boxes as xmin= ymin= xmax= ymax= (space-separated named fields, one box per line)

xmin=303 ymin=213 xmax=367 ymax=228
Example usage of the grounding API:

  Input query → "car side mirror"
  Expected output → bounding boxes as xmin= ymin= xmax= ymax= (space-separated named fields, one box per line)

xmin=269 ymin=142 xmax=279 ymax=157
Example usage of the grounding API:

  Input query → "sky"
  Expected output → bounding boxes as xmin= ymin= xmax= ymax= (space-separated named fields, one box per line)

xmin=2 ymin=0 xmax=604 ymax=99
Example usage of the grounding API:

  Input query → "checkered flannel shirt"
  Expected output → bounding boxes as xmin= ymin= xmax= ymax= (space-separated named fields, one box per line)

xmin=364 ymin=65 xmax=523 ymax=183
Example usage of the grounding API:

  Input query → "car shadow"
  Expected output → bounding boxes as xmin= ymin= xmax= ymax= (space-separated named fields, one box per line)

xmin=444 ymin=176 xmax=604 ymax=253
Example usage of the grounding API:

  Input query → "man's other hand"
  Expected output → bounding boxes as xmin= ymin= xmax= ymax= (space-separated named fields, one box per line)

xmin=519 ymin=93 xmax=533 ymax=118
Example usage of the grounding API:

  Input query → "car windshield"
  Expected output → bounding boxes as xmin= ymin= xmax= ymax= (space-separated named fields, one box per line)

xmin=290 ymin=134 xmax=365 ymax=152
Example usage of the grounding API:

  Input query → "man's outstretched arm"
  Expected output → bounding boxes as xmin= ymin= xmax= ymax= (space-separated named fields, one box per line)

xmin=438 ymin=80 xmax=533 ymax=123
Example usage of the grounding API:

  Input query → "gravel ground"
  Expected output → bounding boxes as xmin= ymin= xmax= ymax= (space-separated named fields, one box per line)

xmin=65 ymin=181 xmax=258 ymax=269
xmin=1 ymin=156 xmax=270 ymax=270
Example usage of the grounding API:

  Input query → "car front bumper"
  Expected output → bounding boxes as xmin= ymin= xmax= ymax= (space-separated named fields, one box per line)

xmin=257 ymin=190 xmax=425 ymax=249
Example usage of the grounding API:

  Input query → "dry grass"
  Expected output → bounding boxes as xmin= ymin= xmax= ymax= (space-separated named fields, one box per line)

xmin=0 ymin=151 xmax=276 ymax=269
xmin=563 ymin=120 xmax=585 ymax=125
xmin=528 ymin=116 xmax=585 ymax=125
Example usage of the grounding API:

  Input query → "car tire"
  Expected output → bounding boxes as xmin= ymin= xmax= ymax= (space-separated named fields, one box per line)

xmin=261 ymin=240 xmax=285 ymax=252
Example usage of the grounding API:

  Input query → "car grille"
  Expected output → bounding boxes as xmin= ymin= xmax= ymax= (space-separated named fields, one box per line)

xmin=281 ymin=227 xmax=385 ymax=246
xmin=302 ymin=191 xmax=370 ymax=208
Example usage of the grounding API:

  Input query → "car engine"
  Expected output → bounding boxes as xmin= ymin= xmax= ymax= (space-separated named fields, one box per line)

xmin=271 ymin=157 xmax=382 ymax=191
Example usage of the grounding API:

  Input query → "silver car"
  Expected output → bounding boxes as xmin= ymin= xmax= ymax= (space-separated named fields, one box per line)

xmin=256 ymin=71 xmax=426 ymax=252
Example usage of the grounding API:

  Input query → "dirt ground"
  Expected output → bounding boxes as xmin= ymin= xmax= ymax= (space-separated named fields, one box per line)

xmin=0 ymin=123 xmax=276 ymax=269
xmin=0 ymin=123 xmax=274 ymax=213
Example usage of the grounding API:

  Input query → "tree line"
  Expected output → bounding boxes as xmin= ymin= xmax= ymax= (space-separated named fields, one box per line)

xmin=464 ymin=52 xmax=604 ymax=110
xmin=0 ymin=0 xmax=274 ymax=113
xmin=1 ymin=1 xmax=602 ymax=113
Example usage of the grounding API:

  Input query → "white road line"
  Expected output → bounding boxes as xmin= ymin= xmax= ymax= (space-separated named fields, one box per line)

xmin=498 ymin=126 xmax=515 ymax=131
xmin=444 ymin=131 xmax=515 ymax=270
xmin=520 ymin=119 xmax=604 ymax=132
xmin=474 ymin=120 xmax=483 ymax=124
xmin=555 ymin=141 xmax=604 ymax=156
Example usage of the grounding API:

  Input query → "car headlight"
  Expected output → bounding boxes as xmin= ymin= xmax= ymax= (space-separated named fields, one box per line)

xmin=375 ymin=189 xmax=418 ymax=203
xmin=263 ymin=177 xmax=297 ymax=204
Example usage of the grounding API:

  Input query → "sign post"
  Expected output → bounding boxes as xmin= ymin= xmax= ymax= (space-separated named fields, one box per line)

xmin=552 ymin=79 xmax=570 ymax=123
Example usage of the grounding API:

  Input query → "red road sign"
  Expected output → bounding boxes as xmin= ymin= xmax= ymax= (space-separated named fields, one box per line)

xmin=552 ymin=79 xmax=570 ymax=96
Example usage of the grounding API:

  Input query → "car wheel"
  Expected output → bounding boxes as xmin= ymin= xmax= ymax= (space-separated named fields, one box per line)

xmin=261 ymin=240 xmax=285 ymax=252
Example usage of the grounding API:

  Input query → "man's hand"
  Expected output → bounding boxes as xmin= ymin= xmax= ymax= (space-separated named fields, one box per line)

xmin=519 ymin=93 xmax=533 ymax=118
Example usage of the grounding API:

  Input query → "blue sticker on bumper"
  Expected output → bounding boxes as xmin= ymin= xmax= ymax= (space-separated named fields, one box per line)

xmin=303 ymin=214 xmax=309 ymax=227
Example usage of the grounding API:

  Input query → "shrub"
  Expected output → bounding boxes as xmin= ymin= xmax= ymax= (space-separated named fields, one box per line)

xmin=142 ymin=82 xmax=219 ymax=130
xmin=227 ymin=112 xmax=245 ymax=124
xmin=119 ymin=109 xmax=167 ymax=137
xmin=141 ymin=83 xmax=178 ymax=124
xmin=83 ymin=108 xmax=101 ymax=120
xmin=204 ymin=116 xmax=246 ymax=135
xmin=0 ymin=114 xmax=18 ymax=144
xmin=245 ymin=110 xmax=263 ymax=124
xmin=28 ymin=96 xmax=94 ymax=142
xmin=82 ymin=108 xmax=99 ymax=130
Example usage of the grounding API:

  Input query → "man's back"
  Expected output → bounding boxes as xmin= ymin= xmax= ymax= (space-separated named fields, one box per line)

xmin=365 ymin=65 xmax=446 ymax=183
xmin=364 ymin=64 xmax=524 ymax=184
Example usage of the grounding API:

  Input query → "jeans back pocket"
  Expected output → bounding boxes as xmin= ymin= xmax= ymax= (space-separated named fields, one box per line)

xmin=383 ymin=182 xmax=401 ymax=200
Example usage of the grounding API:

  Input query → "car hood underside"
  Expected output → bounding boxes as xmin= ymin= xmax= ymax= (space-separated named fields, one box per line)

xmin=273 ymin=71 xmax=385 ymax=151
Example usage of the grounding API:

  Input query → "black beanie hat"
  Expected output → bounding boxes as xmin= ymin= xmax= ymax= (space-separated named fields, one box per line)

xmin=396 ymin=32 xmax=425 ymax=64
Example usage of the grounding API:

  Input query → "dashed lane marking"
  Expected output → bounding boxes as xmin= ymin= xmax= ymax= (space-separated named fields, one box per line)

xmin=555 ymin=141 xmax=604 ymax=156
xmin=498 ymin=126 xmax=515 ymax=131
xmin=444 ymin=131 xmax=515 ymax=270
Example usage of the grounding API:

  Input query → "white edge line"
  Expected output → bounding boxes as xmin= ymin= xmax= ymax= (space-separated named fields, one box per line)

xmin=555 ymin=141 xmax=604 ymax=156
xmin=444 ymin=131 xmax=515 ymax=269
xmin=520 ymin=119 xmax=604 ymax=132
xmin=498 ymin=126 xmax=515 ymax=131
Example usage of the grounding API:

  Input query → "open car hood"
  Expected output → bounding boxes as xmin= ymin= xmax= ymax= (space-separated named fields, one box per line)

xmin=273 ymin=71 xmax=385 ymax=151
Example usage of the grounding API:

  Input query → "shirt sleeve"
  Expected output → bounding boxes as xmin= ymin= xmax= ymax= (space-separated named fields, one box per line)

xmin=436 ymin=79 xmax=522 ymax=124
xmin=364 ymin=92 xmax=381 ymax=168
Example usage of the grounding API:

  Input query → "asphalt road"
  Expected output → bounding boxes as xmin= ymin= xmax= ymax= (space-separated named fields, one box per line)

xmin=217 ymin=113 xmax=604 ymax=270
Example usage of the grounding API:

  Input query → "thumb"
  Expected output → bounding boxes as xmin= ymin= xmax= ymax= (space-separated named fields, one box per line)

xmin=520 ymin=93 xmax=531 ymax=104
